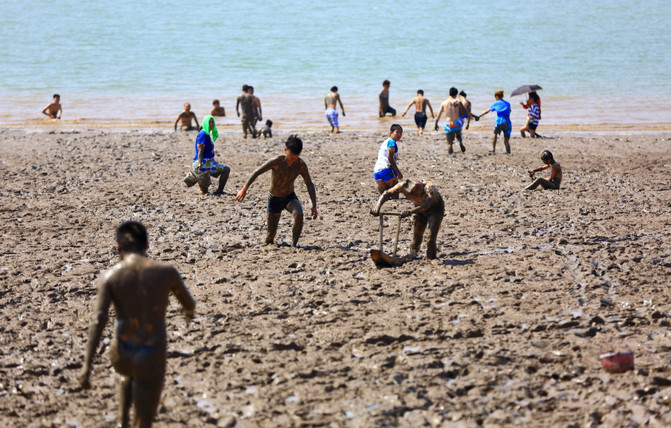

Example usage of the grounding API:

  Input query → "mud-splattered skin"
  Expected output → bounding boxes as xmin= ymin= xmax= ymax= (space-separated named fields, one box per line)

xmin=79 ymin=251 xmax=195 ymax=428
xmin=236 ymin=152 xmax=318 ymax=246
xmin=372 ymin=179 xmax=444 ymax=259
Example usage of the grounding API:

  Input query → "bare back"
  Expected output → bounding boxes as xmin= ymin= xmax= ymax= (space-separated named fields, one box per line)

xmin=442 ymin=98 xmax=464 ymax=122
xmin=413 ymin=97 xmax=428 ymax=114
xmin=102 ymin=254 xmax=194 ymax=347
xmin=325 ymin=93 xmax=337 ymax=109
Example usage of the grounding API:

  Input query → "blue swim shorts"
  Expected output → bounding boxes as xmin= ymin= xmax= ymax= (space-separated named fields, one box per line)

xmin=193 ymin=158 xmax=227 ymax=175
xmin=325 ymin=108 xmax=339 ymax=127
xmin=444 ymin=119 xmax=463 ymax=134
xmin=494 ymin=119 xmax=512 ymax=138
xmin=373 ymin=168 xmax=397 ymax=182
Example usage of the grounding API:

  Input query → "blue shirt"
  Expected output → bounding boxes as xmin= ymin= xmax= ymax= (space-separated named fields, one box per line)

xmin=490 ymin=99 xmax=511 ymax=125
xmin=194 ymin=130 xmax=215 ymax=161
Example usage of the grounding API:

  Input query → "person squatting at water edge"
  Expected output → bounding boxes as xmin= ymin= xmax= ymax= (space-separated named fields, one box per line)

xmin=371 ymin=179 xmax=445 ymax=260
xmin=186 ymin=115 xmax=231 ymax=195
xmin=526 ymin=150 xmax=562 ymax=190
xmin=520 ymin=91 xmax=542 ymax=138
xmin=235 ymin=135 xmax=318 ymax=247
xmin=476 ymin=90 xmax=512 ymax=154
xmin=174 ymin=102 xmax=198 ymax=131
xmin=434 ymin=87 xmax=467 ymax=154
xmin=79 ymin=221 xmax=196 ymax=428
xmin=373 ymin=124 xmax=404 ymax=194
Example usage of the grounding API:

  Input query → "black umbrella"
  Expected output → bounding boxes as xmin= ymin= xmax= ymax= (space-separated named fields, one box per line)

xmin=511 ymin=84 xmax=543 ymax=97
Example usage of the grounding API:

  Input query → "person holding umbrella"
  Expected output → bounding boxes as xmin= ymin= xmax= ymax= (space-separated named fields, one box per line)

xmin=520 ymin=91 xmax=542 ymax=138
xmin=476 ymin=90 xmax=512 ymax=154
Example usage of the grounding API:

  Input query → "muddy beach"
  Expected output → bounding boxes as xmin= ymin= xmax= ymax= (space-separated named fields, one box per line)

xmin=1 ymin=128 xmax=671 ymax=427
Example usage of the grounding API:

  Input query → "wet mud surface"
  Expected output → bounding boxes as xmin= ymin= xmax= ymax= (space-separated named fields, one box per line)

xmin=1 ymin=129 xmax=671 ymax=426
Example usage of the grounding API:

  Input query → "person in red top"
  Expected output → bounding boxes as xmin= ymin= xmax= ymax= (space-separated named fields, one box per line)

xmin=520 ymin=91 xmax=541 ymax=138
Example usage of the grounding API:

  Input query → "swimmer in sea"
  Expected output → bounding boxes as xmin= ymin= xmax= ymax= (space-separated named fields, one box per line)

xmin=235 ymin=135 xmax=318 ymax=247
xmin=41 ymin=93 xmax=62 ymax=119
xmin=79 ymin=221 xmax=195 ymax=428
xmin=174 ymin=102 xmax=198 ymax=131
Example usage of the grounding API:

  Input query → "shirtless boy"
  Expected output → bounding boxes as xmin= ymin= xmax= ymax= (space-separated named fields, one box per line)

xmin=324 ymin=86 xmax=346 ymax=133
xmin=526 ymin=150 xmax=562 ymax=190
xmin=79 ymin=221 xmax=195 ymax=428
xmin=41 ymin=94 xmax=62 ymax=119
xmin=371 ymin=179 xmax=445 ymax=260
xmin=174 ymin=103 xmax=198 ymax=131
xmin=249 ymin=86 xmax=263 ymax=137
xmin=373 ymin=124 xmax=404 ymax=194
xmin=458 ymin=91 xmax=475 ymax=130
xmin=235 ymin=135 xmax=318 ymax=247
xmin=434 ymin=87 xmax=467 ymax=154
xmin=401 ymin=90 xmax=434 ymax=135
xmin=210 ymin=99 xmax=226 ymax=117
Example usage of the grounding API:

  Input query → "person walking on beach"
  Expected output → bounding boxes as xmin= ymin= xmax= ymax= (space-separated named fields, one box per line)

xmin=374 ymin=124 xmax=404 ymax=194
xmin=401 ymin=90 xmax=434 ymax=135
xmin=174 ymin=103 xmax=198 ymax=131
xmin=520 ymin=91 xmax=541 ymax=138
xmin=235 ymin=135 xmax=318 ymax=247
xmin=236 ymin=84 xmax=256 ymax=138
xmin=79 ymin=221 xmax=196 ymax=428
xmin=249 ymin=86 xmax=263 ymax=137
xmin=379 ymin=80 xmax=396 ymax=117
xmin=41 ymin=94 xmax=62 ymax=119
xmin=458 ymin=91 xmax=476 ymax=130
xmin=371 ymin=179 xmax=445 ymax=260
xmin=324 ymin=86 xmax=346 ymax=133
xmin=477 ymin=90 xmax=512 ymax=154
xmin=191 ymin=115 xmax=230 ymax=195
xmin=526 ymin=150 xmax=562 ymax=190
xmin=210 ymin=99 xmax=226 ymax=117
xmin=434 ymin=87 xmax=467 ymax=154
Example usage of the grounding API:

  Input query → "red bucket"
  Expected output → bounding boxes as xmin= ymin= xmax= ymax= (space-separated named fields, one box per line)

xmin=600 ymin=350 xmax=634 ymax=373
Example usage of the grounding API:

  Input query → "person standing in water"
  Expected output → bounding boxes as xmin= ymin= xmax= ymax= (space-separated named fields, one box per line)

xmin=324 ymin=86 xmax=346 ymax=133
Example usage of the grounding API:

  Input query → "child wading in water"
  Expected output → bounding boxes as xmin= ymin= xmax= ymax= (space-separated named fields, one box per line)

xmin=526 ymin=150 xmax=562 ymax=190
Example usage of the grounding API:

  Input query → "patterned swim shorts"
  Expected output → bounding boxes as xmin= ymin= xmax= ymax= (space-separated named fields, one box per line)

xmin=193 ymin=158 xmax=227 ymax=175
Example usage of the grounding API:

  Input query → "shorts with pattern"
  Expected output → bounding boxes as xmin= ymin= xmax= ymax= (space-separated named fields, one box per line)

xmin=193 ymin=158 xmax=227 ymax=175
xmin=444 ymin=119 xmax=463 ymax=134
xmin=325 ymin=108 xmax=339 ymax=127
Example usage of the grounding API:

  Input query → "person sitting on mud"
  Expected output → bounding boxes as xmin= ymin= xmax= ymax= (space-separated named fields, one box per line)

xmin=79 ymin=221 xmax=196 ymax=428
xmin=235 ymin=135 xmax=318 ymax=247
xmin=526 ymin=150 xmax=562 ymax=190
xmin=174 ymin=102 xmax=199 ymax=131
xmin=187 ymin=115 xmax=230 ymax=195
xmin=373 ymin=124 xmax=404 ymax=194
xmin=370 ymin=179 xmax=445 ymax=260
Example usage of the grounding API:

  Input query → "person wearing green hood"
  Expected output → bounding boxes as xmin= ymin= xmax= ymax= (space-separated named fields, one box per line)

xmin=192 ymin=115 xmax=230 ymax=195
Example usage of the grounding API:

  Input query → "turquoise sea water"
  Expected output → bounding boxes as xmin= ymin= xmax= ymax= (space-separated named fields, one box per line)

xmin=1 ymin=0 xmax=670 ymax=130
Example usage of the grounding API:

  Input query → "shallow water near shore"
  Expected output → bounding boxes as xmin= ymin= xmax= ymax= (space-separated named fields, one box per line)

xmin=2 ymin=0 xmax=671 ymax=130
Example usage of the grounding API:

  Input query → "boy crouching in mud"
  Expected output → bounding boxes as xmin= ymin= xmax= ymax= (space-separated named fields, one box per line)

xmin=526 ymin=150 xmax=562 ymax=190
xmin=79 ymin=221 xmax=195 ymax=428
xmin=371 ymin=179 xmax=445 ymax=260
xmin=235 ymin=135 xmax=318 ymax=247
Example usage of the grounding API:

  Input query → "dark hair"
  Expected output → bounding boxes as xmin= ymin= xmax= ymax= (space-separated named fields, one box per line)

xmin=285 ymin=134 xmax=303 ymax=154
xmin=212 ymin=99 xmax=220 ymax=105
xmin=417 ymin=89 xmax=424 ymax=95
xmin=459 ymin=91 xmax=467 ymax=97
xmin=529 ymin=92 xmax=540 ymax=102
xmin=242 ymin=84 xmax=249 ymax=91
xmin=331 ymin=86 xmax=338 ymax=92
xmin=248 ymin=86 xmax=254 ymax=91
xmin=116 ymin=221 xmax=148 ymax=253
xmin=449 ymin=87 xmax=458 ymax=97
xmin=53 ymin=94 xmax=60 ymax=99
xmin=541 ymin=150 xmax=554 ymax=163
xmin=266 ymin=119 xmax=273 ymax=126
xmin=383 ymin=80 xmax=390 ymax=86
xmin=390 ymin=124 xmax=403 ymax=133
